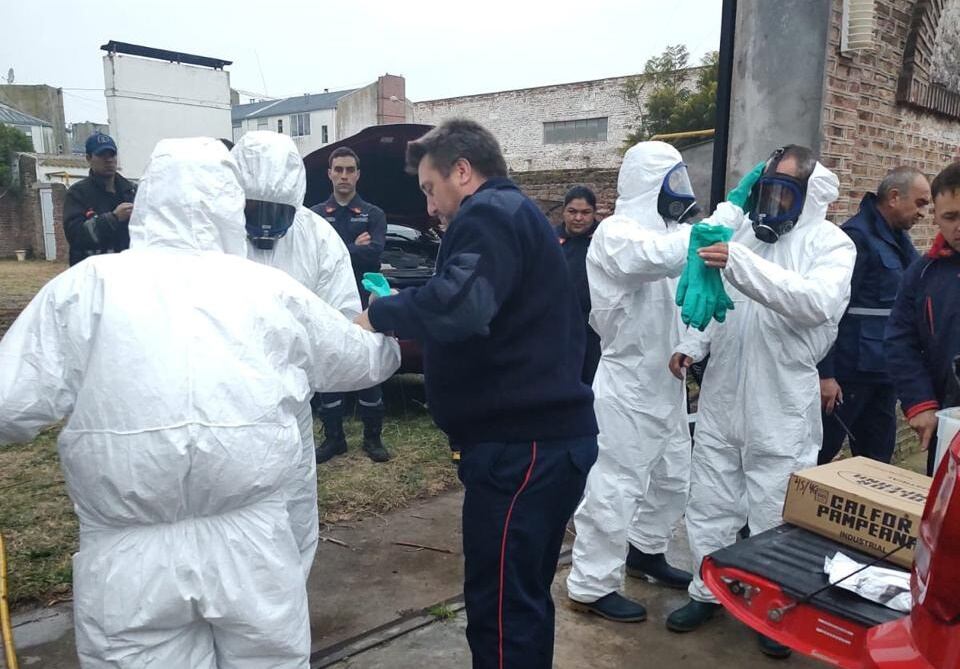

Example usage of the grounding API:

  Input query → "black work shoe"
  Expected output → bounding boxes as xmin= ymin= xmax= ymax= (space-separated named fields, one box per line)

xmin=626 ymin=546 xmax=693 ymax=589
xmin=362 ymin=436 xmax=392 ymax=463
xmin=568 ymin=592 xmax=647 ymax=623
xmin=758 ymin=634 xmax=792 ymax=659
xmin=666 ymin=599 xmax=721 ymax=632
xmin=315 ymin=435 xmax=347 ymax=464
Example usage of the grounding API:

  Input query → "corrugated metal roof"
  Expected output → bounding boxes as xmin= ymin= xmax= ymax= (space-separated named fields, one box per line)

xmin=0 ymin=101 xmax=52 ymax=127
xmin=232 ymin=89 xmax=356 ymax=123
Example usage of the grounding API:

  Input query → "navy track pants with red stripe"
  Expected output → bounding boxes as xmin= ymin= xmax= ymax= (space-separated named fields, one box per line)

xmin=458 ymin=436 xmax=597 ymax=669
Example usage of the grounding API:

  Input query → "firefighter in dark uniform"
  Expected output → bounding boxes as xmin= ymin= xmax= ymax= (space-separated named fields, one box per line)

xmin=556 ymin=185 xmax=602 ymax=385
xmin=817 ymin=166 xmax=930 ymax=465
xmin=310 ymin=147 xmax=391 ymax=463
xmin=62 ymin=133 xmax=137 ymax=266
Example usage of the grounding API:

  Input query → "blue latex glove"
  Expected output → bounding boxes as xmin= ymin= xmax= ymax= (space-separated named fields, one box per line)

xmin=362 ymin=272 xmax=392 ymax=298
xmin=726 ymin=161 xmax=767 ymax=210
xmin=676 ymin=224 xmax=735 ymax=331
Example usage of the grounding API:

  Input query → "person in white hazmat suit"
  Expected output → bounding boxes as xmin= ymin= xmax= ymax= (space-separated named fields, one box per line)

xmin=566 ymin=142 xmax=702 ymax=622
xmin=662 ymin=145 xmax=855 ymax=660
xmin=232 ymin=131 xmax=362 ymax=579
xmin=0 ymin=137 xmax=400 ymax=668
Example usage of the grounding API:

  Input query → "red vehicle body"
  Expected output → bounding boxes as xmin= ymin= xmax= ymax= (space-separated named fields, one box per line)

xmin=702 ymin=432 xmax=960 ymax=668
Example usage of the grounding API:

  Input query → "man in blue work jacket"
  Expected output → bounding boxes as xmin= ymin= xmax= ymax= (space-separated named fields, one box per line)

xmin=817 ymin=167 xmax=930 ymax=464
xmin=310 ymin=147 xmax=392 ymax=463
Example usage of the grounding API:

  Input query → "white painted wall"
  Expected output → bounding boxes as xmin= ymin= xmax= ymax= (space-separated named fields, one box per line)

xmin=29 ymin=126 xmax=50 ymax=153
xmin=232 ymin=108 xmax=336 ymax=157
xmin=336 ymin=83 xmax=378 ymax=142
xmin=412 ymin=71 xmax=700 ymax=172
xmin=103 ymin=53 xmax=232 ymax=178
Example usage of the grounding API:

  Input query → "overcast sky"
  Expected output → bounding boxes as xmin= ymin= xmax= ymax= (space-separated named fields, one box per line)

xmin=1 ymin=0 xmax=721 ymax=125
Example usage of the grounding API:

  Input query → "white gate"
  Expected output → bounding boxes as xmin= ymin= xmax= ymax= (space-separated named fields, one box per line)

xmin=38 ymin=184 xmax=56 ymax=261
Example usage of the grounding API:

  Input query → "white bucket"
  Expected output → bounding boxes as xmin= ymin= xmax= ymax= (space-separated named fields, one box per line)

xmin=935 ymin=407 xmax=960 ymax=473
xmin=14 ymin=250 xmax=26 ymax=262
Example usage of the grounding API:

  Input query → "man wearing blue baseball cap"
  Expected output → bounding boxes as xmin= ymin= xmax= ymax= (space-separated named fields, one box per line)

xmin=62 ymin=132 xmax=137 ymax=266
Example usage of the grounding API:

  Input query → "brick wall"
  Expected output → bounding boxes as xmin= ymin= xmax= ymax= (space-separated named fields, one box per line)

xmin=513 ymin=168 xmax=619 ymax=225
xmin=0 ymin=192 xmax=31 ymax=258
xmin=0 ymin=155 xmax=69 ymax=261
xmin=820 ymin=0 xmax=960 ymax=249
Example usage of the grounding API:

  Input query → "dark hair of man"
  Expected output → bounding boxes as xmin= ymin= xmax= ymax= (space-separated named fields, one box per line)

xmin=931 ymin=161 xmax=960 ymax=200
xmin=405 ymin=118 xmax=508 ymax=179
xmin=877 ymin=166 xmax=925 ymax=202
xmin=776 ymin=145 xmax=817 ymax=182
xmin=329 ymin=146 xmax=360 ymax=169
xmin=564 ymin=185 xmax=597 ymax=209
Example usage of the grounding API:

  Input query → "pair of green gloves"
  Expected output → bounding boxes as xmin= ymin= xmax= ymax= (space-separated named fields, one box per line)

xmin=674 ymin=161 xmax=766 ymax=331
xmin=675 ymin=224 xmax=735 ymax=331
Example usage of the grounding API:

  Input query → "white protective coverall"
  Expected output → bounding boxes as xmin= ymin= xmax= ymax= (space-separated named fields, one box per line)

xmin=678 ymin=161 xmax=855 ymax=602
xmin=232 ymin=131 xmax=361 ymax=578
xmin=0 ymin=137 xmax=400 ymax=668
xmin=567 ymin=141 xmax=697 ymax=602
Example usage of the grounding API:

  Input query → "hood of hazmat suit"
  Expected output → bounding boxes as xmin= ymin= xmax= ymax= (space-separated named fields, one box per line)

xmin=567 ymin=141 xmax=694 ymax=602
xmin=0 ymin=137 xmax=399 ymax=668
xmin=675 ymin=160 xmax=856 ymax=603
xmin=233 ymin=131 xmax=362 ymax=578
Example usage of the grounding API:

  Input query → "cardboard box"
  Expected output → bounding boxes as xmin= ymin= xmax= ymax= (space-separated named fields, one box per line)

xmin=782 ymin=457 xmax=932 ymax=568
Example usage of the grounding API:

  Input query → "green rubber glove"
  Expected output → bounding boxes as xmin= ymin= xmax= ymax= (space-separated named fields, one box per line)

xmin=676 ymin=224 xmax=735 ymax=331
xmin=362 ymin=272 xmax=392 ymax=298
xmin=726 ymin=161 xmax=767 ymax=210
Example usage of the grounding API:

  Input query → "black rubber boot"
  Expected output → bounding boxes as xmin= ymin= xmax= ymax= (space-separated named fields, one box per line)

xmin=758 ymin=634 xmax=792 ymax=659
xmin=568 ymin=592 xmax=647 ymax=622
xmin=315 ymin=416 xmax=347 ymax=464
xmin=666 ymin=599 xmax=721 ymax=632
xmin=361 ymin=416 xmax=391 ymax=463
xmin=626 ymin=545 xmax=693 ymax=589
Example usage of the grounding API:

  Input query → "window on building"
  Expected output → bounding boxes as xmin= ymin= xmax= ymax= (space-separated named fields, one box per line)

xmin=290 ymin=113 xmax=311 ymax=137
xmin=322 ymin=125 xmax=329 ymax=144
xmin=257 ymin=118 xmax=268 ymax=130
xmin=543 ymin=117 xmax=608 ymax=144
xmin=277 ymin=119 xmax=283 ymax=134
xmin=232 ymin=122 xmax=242 ymax=143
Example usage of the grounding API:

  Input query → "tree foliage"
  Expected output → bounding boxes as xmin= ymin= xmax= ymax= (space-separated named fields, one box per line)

xmin=621 ymin=45 xmax=718 ymax=150
xmin=0 ymin=124 xmax=33 ymax=190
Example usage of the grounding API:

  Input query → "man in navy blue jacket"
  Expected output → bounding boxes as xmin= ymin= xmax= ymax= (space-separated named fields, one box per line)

xmin=817 ymin=167 xmax=930 ymax=464
xmin=886 ymin=161 xmax=960 ymax=476
xmin=355 ymin=119 xmax=598 ymax=669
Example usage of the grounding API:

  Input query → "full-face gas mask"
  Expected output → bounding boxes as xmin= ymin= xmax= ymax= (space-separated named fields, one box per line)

xmin=657 ymin=162 xmax=701 ymax=224
xmin=245 ymin=200 xmax=297 ymax=250
xmin=749 ymin=147 xmax=808 ymax=244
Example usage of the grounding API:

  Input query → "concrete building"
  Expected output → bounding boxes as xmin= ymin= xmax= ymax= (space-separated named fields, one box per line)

xmin=28 ymin=153 xmax=89 ymax=187
xmin=231 ymin=74 xmax=409 ymax=157
xmin=68 ymin=121 xmax=110 ymax=154
xmin=232 ymin=89 xmax=352 ymax=156
xmin=0 ymin=84 xmax=68 ymax=154
xmin=411 ymin=72 xmax=701 ymax=172
xmin=102 ymin=41 xmax=233 ymax=179
xmin=0 ymin=102 xmax=54 ymax=153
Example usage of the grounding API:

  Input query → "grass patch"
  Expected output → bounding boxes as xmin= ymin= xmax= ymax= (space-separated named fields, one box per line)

xmin=0 ymin=260 xmax=66 ymax=339
xmin=426 ymin=603 xmax=457 ymax=622
xmin=0 ymin=427 xmax=77 ymax=609
xmin=0 ymin=377 xmax=456 ymax=610
xmin=318 ymin=376 xmax=458 ymax=525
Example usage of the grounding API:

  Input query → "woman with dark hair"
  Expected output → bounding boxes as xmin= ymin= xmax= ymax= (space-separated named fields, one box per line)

xmin=558 ymin=185 xmax=602 ymax=384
